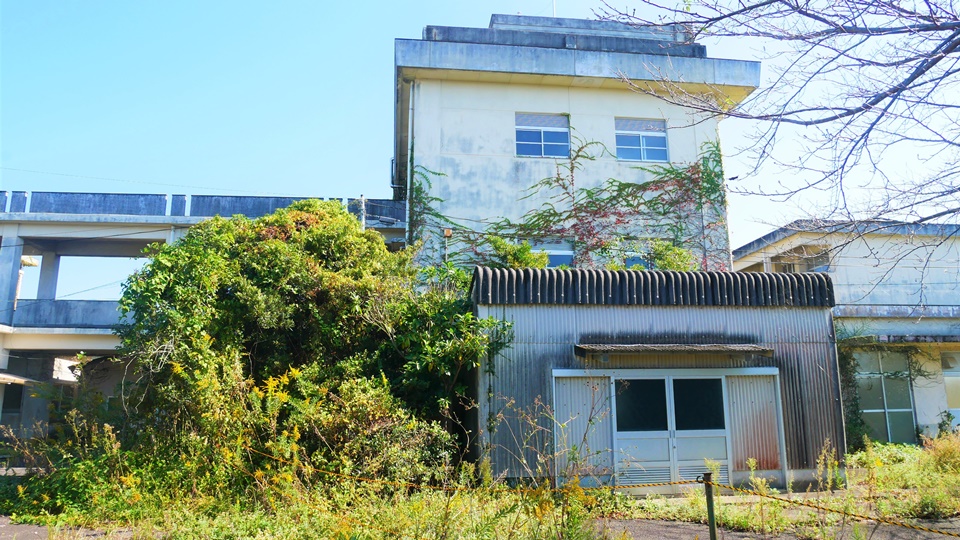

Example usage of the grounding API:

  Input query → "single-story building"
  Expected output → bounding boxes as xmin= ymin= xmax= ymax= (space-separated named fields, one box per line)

xmin=470 ymin=267 xmax=844 ymax=492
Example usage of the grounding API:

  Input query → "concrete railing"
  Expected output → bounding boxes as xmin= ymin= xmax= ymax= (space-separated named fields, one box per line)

xmin=1 ymin=191 xmax=406 ymax=226
xmin=12 ymin=300 xmax=127 ymax=329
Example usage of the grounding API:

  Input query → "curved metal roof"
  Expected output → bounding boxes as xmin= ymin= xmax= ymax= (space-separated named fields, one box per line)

xmin=470 ymin=267 xmax=835 ymax=307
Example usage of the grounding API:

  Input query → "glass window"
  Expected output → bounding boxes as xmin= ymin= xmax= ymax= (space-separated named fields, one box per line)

xmin=673 ymin=379 xmax=725 ymax=430
xmin=856 ymin=351 xmax=916 ymax=443
xmin=516 ymin=113 xmax=570 ymax=158
xmin=547 ymin=252 xmax=574 ymax=268
xmin=1 ymin=385 xmax=23 ymax=414
xmin=615 ymin=118 xmax=668 ymax=162
xmin=616 ymin=379 xmax=668 ymax=432
xmin=945 ymin=377 xmax=960 ymax=409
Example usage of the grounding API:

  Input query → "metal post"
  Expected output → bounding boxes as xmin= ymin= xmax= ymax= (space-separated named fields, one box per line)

xmin=359 ymin=195 xmax=366 ymax=231
xmin=703 ymin=472 xmax=718 ymax=540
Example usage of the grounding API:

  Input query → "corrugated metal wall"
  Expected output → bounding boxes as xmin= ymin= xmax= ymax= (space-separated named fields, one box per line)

xmin=553 ymin=377 xmax=613 ymax=480
xmin=728 ymin=375 xmax=781 ymax=471
xmin=477 ymin=304 xmax=842 ymax=477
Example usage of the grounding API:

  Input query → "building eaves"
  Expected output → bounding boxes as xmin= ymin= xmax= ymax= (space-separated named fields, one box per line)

xmin=573 ymin=343 xmax=774 ymax=356
xmin=470 ymin=266 xmax=835 ymax=307
xmin=395 ymin=38 xmax=760 ymax=89
xmin=732 ymin=219 xmax=960 ymax=262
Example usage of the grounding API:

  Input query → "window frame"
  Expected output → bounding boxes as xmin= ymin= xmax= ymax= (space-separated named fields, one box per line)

xmin=942 ymin=353 xmax=960 ymax=429
xmin=515 ymin=113 xmax=570 ymax=158
xmin=615 ymin=118 xmax=669 ymax=162
xmin=855 ymin=351 xmax=917 ymax=443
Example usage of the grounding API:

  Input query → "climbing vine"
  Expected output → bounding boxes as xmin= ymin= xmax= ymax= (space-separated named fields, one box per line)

xmin=836 ymin=325 xmax=939 ymax=451
xmin=407 ymin=139 xmax=730 ymax=270
xmin=490 ymin=139 xmax=729 ymax=269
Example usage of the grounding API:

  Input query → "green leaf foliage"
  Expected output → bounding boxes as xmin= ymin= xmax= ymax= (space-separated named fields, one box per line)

xmin=4 ymin=200 xmax=512 ymax=517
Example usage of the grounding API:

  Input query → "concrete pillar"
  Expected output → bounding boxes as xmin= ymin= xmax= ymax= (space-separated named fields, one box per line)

xmin=37 ymin=252 xmax=60 ymax=300
xmin=0 ymin=335 xmax=7 ymax=370
xmin=0 ymin=226 xmax=24 ymax=326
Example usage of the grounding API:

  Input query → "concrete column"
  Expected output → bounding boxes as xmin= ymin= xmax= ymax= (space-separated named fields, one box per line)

xmin=0 ymin=335 xmax=7 ymax=370
xmin=0 ymin=226 xmax=24 ymax=326
xmin=37 ymin=252 xmax=60 ymax=300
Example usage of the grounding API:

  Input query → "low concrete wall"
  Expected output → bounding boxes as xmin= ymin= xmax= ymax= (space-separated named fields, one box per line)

xmin=13 ymin=300 xmax=125 ymax=329
xmin=29 ymin=192 xmax=167 ymax=216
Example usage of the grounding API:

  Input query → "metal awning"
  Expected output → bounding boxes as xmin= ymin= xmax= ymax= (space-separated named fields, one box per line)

xmin=574 ymin=344 xmax=774 ymax=357
xmin=0 ymin=373 xmax=39 ymax=386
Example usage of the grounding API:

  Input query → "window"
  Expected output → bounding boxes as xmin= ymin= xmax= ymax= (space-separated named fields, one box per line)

xmin=615 ymin=118 xmax=668 ymax=162
xmin=856 ymin=351 xmax=916 ymax=443
xmin=942 ymin=354 xmax=960 ymax=429
xmin=516 ymin=113 xmax=569 ymax=158
xmin=529 ymin=239 xmax=574 ymax=268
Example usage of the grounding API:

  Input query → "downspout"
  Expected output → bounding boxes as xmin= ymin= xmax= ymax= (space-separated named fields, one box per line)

xmin=406 ymin=80 xmax=416 ymax=246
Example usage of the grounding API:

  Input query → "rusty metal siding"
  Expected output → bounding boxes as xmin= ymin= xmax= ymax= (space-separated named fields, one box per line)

xmin=728 ymin=375 xmax=781 ymax=471
xmin=471 ymin=267 xmax=835 ymax=307
xmin=476 ymin=303 xmax=843 ymax=478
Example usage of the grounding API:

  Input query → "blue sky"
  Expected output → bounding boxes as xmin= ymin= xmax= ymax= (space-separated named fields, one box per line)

xmin=3 ymin=1 xmax=783 ymax=299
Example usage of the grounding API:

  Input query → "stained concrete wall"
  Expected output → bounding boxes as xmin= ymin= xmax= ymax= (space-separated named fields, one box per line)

xmin=409 ymin=79 xmax=732 ymax=268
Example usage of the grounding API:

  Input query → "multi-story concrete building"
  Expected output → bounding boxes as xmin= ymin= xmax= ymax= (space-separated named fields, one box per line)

xmin=733 ymin=220 xmax=960 ymax=441
xmin=394 ymin=15 xmax=760 ymax=268
xmin=0 ymin=192 xmax=402 ymax=434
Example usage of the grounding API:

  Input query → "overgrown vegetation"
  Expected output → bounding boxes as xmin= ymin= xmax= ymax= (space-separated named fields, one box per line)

xmin=0 ymin=201 xmax=554 ymax=536
xmin=411 ymin=140 xmax=725 ymax=270
xmin=604 ymin=434 xmax=960 ymax=538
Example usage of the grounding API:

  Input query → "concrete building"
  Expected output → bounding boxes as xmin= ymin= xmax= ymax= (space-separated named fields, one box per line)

xmin=733 ymin=220 xmax=960 ymax=442
xmin=0 ymin=191 xmax=403 ymax=435
xmin=471 ymin=267 xmax=842 ymax=491
xmin=394 ymin=15 xmax=760 ymax=269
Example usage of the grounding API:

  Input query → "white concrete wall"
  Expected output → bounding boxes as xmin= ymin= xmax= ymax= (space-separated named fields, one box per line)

xmin=735 ymin=230 xmax=960 ymax=440
xmin=829 ymin=234 xmax=960 ymax=309
xmin=410 ymin=79 xmax=730 ymax=268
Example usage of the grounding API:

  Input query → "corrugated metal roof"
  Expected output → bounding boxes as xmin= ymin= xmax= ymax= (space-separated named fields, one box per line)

xmin=573 ymin=344 xmax=774 ymax=356
xmin=471 ymin=267 xmax=835 ymax=307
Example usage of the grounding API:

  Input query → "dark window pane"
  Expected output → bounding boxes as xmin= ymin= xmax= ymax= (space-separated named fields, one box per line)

xmin=617 ymin=147 xmax=642 ymax=160
xmin=888 ymin=411 xmax=917 ymax=443
xmin=855 ymin=351 xmax=881 ymax=373
xmin=516 ymin=130 xmax=542 ymax=143
xmin=881 ymin=353 xmax=909 ymax=373
xmin=517 ymin=143 xmax=542 ymax=156
xmin=862 ymin=411 xmax=889 ymax=442
xmin=543 ymin=143 xmax=569 ymax=157
xmin=1 ymin=385 xmax=23 ymax=414
xmin=616 ymin=134 xmax=640 ymax=147
xmin=857 ymin=376 xmax=885 ymax=410
xmin=644 ymin=148 xmax=668 ymax=162
xmin=547 ymin=253 xmax=573 ymax=267
xmin=673 ymin=379 xmax=725 ymax=430
xmin=884 ymin=376 xmax=912 ymax=409
xmin=616 ymin=379 xmax=668 ymax=432
xmin=642 ymin=135 xmax=667 ymax=149
xmin=543 ymin=130 xmax=569 ymax=143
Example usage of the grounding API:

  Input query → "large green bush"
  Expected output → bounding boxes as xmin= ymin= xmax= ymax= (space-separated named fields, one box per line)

xmin=4 ymin=200 xmax=509 ymax=521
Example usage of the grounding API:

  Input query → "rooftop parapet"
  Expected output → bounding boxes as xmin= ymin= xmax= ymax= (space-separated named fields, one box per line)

xmin=423 ymin=14 xmax=704 ymax=58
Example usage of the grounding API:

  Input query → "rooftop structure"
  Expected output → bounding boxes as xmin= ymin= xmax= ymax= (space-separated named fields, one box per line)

xmin=394 ymin=15 xmax=760 ymax=269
